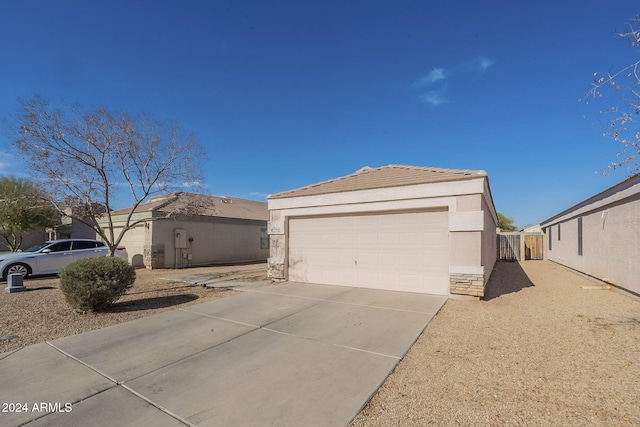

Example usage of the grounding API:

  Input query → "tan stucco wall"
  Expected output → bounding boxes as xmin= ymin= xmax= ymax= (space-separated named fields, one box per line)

xmin=449 ymin=231 xmax=481 ymax=267
xmin=545 ymin=191 xmax=640 ymax=296
xmin=100 ymin=213 xmax=268 ymax=269
xmin=481 ymin=196 xmax=498 ymax=283
xmin=456 ymin=194 xmax=482 ymax=211
xmin=268 ymin=177 xmax=498 ymax=296
xmin=108 ymin=224 xmax=147 ymax=267
xmin=150 ymin=218 xmax=269 ymax=268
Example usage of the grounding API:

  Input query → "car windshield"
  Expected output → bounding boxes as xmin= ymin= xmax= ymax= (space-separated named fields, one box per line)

xmin=23 ymin=243 xmax=54 ymax=252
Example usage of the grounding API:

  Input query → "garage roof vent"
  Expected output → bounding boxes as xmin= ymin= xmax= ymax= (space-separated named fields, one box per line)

xmin=356 ymin=166 xmax=372 ymax=173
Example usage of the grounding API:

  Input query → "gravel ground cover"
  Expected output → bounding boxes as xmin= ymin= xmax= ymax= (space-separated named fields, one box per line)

xmin=3 ymin=260 xmax=638 ymax=425
xmin=0 ymin=263 xmax=269 ymax=353
xmin=351 ymin=260 xmax=640 ymax=426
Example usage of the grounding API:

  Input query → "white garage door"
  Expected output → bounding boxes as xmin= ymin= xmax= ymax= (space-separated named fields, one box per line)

xmin=288 ymin=210 xmax=449 ymax=295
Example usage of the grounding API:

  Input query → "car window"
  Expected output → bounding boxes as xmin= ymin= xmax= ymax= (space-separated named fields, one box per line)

xmin=73 ymin=241 xmax=99 ymax=250
xmin=46 ymin=241 xmax=72 ymax=252
xmin=24 ymin=243 xmax=50 ymax=252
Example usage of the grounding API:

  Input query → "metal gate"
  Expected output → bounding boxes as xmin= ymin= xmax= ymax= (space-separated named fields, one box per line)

xmin=498 ymin=233 xmax=543 ymax=261
xmin=498 ymin=234 xmax=520 ymax=260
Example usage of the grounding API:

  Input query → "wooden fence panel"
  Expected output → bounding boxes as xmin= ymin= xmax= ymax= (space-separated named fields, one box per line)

xmin=524 ymin=235 xmax=543 ymax=260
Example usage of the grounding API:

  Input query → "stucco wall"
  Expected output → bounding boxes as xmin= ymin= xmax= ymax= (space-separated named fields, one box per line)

xmin=545 ymin=191 xmax=640 ymax=295
xmin=481 ymin=196 xmax=498 ymax=283
xmin=108 ymin=224 xmax=147 ymax=267
xmin=150 ymin=218 xmax=269 ymax=268
xmin=449 ymin=231 xmax=481 ymax=267
xmin=268 ymin=177 xmax=498 ymax=297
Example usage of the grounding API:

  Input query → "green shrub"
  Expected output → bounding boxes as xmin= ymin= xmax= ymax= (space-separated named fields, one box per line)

xmin=60 ymin=257 xmax=136 ymax=312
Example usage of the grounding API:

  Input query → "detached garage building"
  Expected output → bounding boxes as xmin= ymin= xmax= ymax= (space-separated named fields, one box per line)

xmin=267 ymin=165 xmax=498 ymax=297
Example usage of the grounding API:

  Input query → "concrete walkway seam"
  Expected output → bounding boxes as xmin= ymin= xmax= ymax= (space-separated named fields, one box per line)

xmin=244 ymin=287 xmax=442 ymax=315
xmin=178 ymin=308 xmax=261 ymax=328
xmin=119 ymin=383 xmax=191 ymax=426
xmin=46 ymin=341 xmax=120 ymax=385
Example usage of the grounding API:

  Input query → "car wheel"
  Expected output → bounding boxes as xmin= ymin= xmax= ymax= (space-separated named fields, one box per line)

xmin=4 ymin=263 xmax=31 ymax=280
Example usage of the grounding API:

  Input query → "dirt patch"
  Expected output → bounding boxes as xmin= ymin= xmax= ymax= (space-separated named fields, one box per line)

xmin=0 ymin=263 xmax=270 ymax=353
xmin=351 ymin=260 xmax=640 ymax=426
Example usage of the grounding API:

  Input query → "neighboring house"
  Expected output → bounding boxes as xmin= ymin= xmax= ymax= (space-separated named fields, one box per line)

xmin=540 ymin=174 xmax=640 ymax=297
xmin=519 ymin=224 xmax=542 ymax=233
xmin=46 ymin=205 xmax=102 ymax=241
xmin=0 ymin=206 xmax=98 ymax=252
xmin=268 ymin=165 xmax=498 ymax=297
xmin=99 ymin=192 xmax=269 ymax=269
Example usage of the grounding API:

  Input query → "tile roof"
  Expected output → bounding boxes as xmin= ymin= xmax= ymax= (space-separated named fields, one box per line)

xmin=110 ymin=192 xmax=268 ymax=221
xmin=268 ymin=164 xmax=487 ymax=199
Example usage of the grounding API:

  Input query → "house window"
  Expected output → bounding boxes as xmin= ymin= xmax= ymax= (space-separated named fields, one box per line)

xmin=548 ymin=226 xmax=552 ymax=251
xmin=557 ymin=223 xmax=561 ymax=241
xmin=260 ymin=227 xmax=269 ymax=249
xmin=577 ymin=217 xmax=583 ymax=256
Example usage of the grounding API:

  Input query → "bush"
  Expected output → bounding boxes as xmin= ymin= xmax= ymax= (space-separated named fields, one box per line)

xmin=60 ymin=256 xmax=136 ymax=312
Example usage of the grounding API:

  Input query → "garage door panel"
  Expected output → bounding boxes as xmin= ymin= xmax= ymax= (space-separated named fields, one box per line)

xmin=397 ymin=232 xmax=423 ymax=246
xmin=288 ymin=211 xmax=449 ymax=295
xmin=357 ymin=252 xmax=378 ymax=266
xmin=378 ymin=233 xmax=397 ymax=246
xmin=358 ymin=234 xmax=378 ymax=245
xmin=322 ymin=251 xmax=340 ymax=264
xmin=338 ymin=250 xmax=355 ymax=265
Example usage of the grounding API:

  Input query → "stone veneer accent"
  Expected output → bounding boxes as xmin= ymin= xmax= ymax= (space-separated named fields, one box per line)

xmin=450 ymin=272 xmax=485 ymax=297
xmin=143 ymin=244 xmax=165 ymax=269
xmin=267 ymin=257 xmax=285 ymax=280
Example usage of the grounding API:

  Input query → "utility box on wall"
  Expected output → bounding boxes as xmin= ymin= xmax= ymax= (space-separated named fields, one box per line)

xmin=175 ymin=228 xmax=188 ymax=249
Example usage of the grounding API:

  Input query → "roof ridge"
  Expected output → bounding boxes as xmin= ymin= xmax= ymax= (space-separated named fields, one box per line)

xmin=269 ymin=164 xmax=487 ymax=199
xmin=384 ymin=164 xmax=481 ymax=175
xmin=149 ymin=193 xmax=181 ymax=211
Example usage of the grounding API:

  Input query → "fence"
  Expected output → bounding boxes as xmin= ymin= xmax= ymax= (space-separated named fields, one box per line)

xmin=497 ymin=233 xmax=543 ymax=261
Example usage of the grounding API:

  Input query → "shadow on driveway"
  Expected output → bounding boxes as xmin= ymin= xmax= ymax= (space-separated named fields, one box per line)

xmin=482 ymin=261 xmax=536 ymax=301
xmin=110 ymin=294 xmax=200 ymax=312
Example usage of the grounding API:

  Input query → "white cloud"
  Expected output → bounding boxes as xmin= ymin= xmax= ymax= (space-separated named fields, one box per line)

xmin=420 ymin=91 xmax=449 ymax=107
xmin=0 ymin=152 xmax=27 ymax=177
xmin=479 ymin=57 xmax=495 ymax=71
xmin=411 ymin=56 xmax=495 ymax=108
xmin=412 ymin=68 xmax=449 ymax=88
xmin=181 ymin=181 xmax=206 ymax=188
xmin=468 ymin=56 xmax=496 ymax=74
xmin=249 ymin=191 xmax=269 ymax=199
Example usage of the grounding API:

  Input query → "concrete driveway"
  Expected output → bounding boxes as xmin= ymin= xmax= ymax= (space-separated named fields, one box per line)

xmin=1 ymin=282 xmax=446 ymax=427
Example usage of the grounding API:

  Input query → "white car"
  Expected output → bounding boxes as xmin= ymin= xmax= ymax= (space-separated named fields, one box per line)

xmin=0 ymin=239 xmax=128 ymax=280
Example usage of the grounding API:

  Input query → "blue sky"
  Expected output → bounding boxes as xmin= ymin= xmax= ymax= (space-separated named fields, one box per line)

xmin=1 ymin=0 xmax=639 ymax=227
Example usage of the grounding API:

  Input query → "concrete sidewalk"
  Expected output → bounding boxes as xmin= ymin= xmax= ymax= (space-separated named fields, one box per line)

xmin=1 ymin=282 xmax=446 ymax=427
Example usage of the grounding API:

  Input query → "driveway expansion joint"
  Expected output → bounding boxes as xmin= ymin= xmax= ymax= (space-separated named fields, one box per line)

xmin=120 ymin=383 xmax=191 ymax=426
xmin=46 ymin=341 xmax=120 ymax=385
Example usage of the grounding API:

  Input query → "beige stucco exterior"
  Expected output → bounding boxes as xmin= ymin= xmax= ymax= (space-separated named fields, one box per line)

xmin=99 ymin=193 xmax=269 ymax=269
xmin=104 ymin=215 xmax=269 ymax=269
xmin=542 ymin=174 xmax=640 ymax=296
xmin=268 ymin=173 xmax=498 ymax=297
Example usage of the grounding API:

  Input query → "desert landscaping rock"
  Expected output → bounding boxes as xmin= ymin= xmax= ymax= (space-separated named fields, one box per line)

xmin=351 ymin=260 xmax=640 ymax=426
xmin=2 ymin=260 xmax=639 ymax=426
xmin=0 ymin=264 xmax=268 ymax=353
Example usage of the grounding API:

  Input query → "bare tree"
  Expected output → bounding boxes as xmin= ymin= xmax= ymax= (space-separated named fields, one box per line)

xmin=8 ymin=96 xmax=206 ymax=255
xmin=582 ymin=16 xmax=640 ymax=175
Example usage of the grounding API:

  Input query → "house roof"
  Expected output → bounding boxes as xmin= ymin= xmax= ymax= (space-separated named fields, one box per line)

xmin=540 ymin=173 xmax=640 ymax=227
xmin=110 ymin=192 xmax=268 ymax=221
xmin=268 ymin=164 xmax=487 ymax=199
